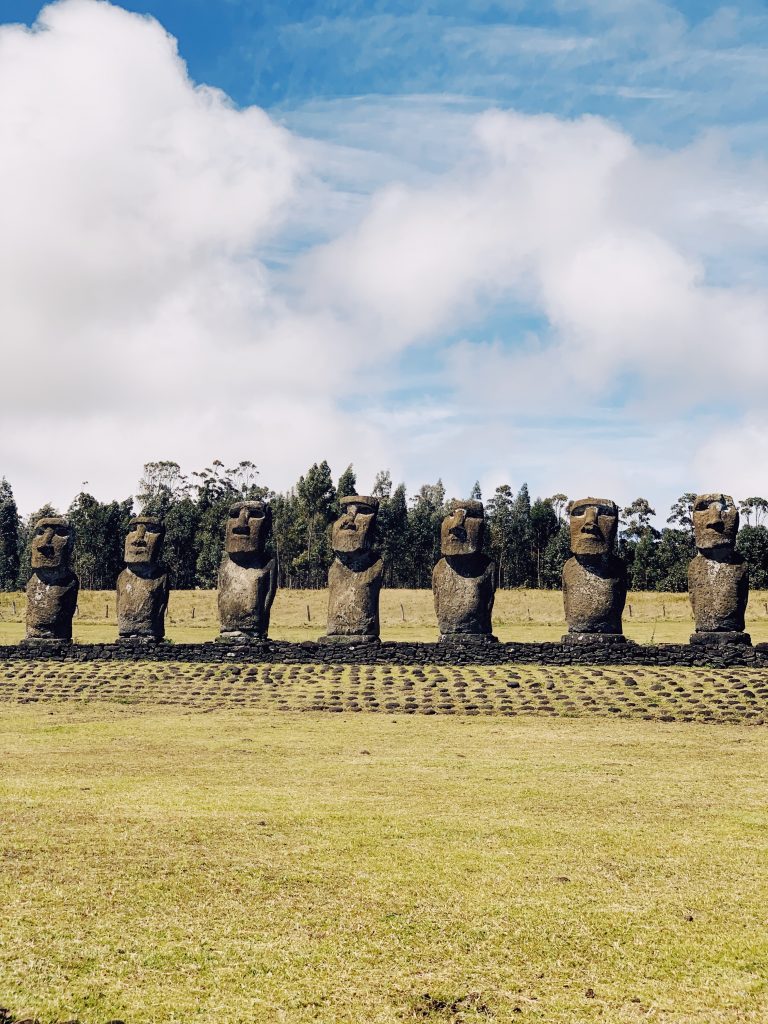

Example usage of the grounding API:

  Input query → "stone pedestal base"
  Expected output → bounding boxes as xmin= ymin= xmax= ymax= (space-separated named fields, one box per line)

xmin=317 ymin=634 xmax=380 ymax=646
xmin=438 ymin=633 xmax=498 ymax=645
xmin=117 ymin=635 xmax=165 ymax=646
xmin=689 ymin=631 xmax=751 ymax=647
xmin=215 ymin=631 xmax=269 ymax=644
xmin=561 ymin=632 xmax=627 ymax=645
xmin=20 ymin=637 xmax=72 ymax=648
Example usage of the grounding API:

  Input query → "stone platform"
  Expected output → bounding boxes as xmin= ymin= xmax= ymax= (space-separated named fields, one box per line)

xmin=2 ymin=638 xmax=768 ymax=669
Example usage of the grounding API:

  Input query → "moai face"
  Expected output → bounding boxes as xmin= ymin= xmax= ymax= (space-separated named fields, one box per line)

xmin=332 ymin=496 xmax=379 ymax=554
xmin=441 ymin=500 xmax=484 ymax=556
xmin=124 ymin=516 xmax=164 ymax=567
xmin=693 ymin=493 xmax=738 ymax=552
xmin=30 ymin=517 xmax=73 ymax=571
xmin=225 ymin=500 xmax=271 ymax=556
xmin=569 ymin=498 xmax=619 ymax=557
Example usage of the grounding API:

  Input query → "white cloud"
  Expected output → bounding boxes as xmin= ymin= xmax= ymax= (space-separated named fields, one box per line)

xmin=1 ymin=0 xmax=767 ymax=520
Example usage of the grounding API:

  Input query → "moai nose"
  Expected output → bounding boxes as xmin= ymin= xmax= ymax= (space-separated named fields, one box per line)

xmin=43 ymin=527 xmax=55 ymax=544
xmin=455 ymin=508 xmax=467 ymax=526
xmin=135 ymin=523 xmax=146 ymax=541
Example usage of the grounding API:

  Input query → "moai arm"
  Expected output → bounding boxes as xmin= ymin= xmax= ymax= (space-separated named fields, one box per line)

xmin=160 ymin=575 xmax=170 ymax=620
xmin=739 ymin=561 xmax=749 ymax=617
xmin=64 ymin=575 xmax=79 ymax=621
xmin=616 ymin=559 xmax=628 ymax=618
xmin=266 ymin=555 xmax=278 ymax=617
xmin=432 ymin=561 xmax=442 ymax=623
xmin=487 ymin=559 xmax=497 ymax=619
xmin=562 ymin=563 xmax=571 ymax=624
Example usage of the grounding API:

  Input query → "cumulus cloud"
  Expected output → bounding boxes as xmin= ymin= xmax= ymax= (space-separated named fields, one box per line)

xmin=1 ymin=0 xmax=767 ymax=517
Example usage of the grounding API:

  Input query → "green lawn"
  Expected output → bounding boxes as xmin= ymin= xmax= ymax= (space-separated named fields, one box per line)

xmin=1 ymin=695 xmax=767 ymax=1023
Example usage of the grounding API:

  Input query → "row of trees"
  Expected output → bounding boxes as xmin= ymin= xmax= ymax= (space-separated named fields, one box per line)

xmin=2 ymin=464 xmax=768 ymax=592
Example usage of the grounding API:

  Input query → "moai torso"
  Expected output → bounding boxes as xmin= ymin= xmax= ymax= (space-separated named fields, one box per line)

xmin=689 ymin=554 xmax=748 ymax=632
xmin=24 ymin=516 xmax=78 ymax=643
xmin=218 ymin=555 xmax=277 ymax=638
xmin=562 ymin=555 xmax=627 ymax=634
xmin=117 ymin=568 xmax=169 ymax=640
xmin=433 ymin=555 xmax=495 ymax=636
xmin=26 ymin=571 xmax=79 ymax=641
xmin=326 ymin=555 xmax=383 ymax=637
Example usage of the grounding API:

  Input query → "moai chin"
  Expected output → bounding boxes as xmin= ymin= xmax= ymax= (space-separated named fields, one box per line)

xmin=688 ymin=493 xmax=750 ymax=646
xmin=116 ymin=515 xmax=169 ymax=642
xmin=562 ymin=497 xmax=627 ymax=643
xmin=319 ymin=495 xmax=383 ymax=644
xmin=432 ymin=499 xmax=496 ymax=643
xmin=217 ymin=500 xmax=277 ymax=642
xmin=24 ymin=516 xmax=79 ymax=643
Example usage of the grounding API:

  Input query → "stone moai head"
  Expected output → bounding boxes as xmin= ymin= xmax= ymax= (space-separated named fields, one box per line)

xmin=569 ymin=498 xmax=619 ymax=557
xmin=225 ymin=500 xmax=271 ymax=556
xmin=332 ymin=496 xmax=379 ymax=555
xmin=441 ymin=499 xmax=484 ymax=557
xmin=124 ymin=515 xmax=165 ymax=567
xmin=693 ymin=493 xmax=738 ymax=553
xmin=31 ymin=516 xmax=74 ymax=571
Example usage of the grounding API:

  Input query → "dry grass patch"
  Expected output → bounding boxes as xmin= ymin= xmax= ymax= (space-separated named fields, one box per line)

xmin=0 ymin=661 xmax=766 ymax=724
xmin=0 ymin=707 xmax=766 ymax=1023
xmin=3 ymin=589 xmax=768 ymax=644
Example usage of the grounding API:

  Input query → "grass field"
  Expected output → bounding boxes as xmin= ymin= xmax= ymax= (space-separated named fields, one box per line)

xmin=1 ymin=704 xmax=766 ymax=1023
xmin=3 ymin=587 xmax=768 ymax=645
xmin=2 ymin=592 xmax=767 ymax=1023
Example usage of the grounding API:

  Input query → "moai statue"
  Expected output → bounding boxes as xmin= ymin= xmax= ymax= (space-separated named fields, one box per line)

xmin=432 ymin=499 xmax=496 ymax=643
xmin=562 ymin=498 xmax=627 ymax=643
xmin=24 ymin=516 xmax=79 ymax=643
xmin=217 ymin=500 xmax=277 ymax=641
xmin=319 ymin=496 xmax=383 ymax=644
xmin=116 ymin=515 xmax=169 ymax=642
xmin=688 ymin=493 xmax=750 ymax=645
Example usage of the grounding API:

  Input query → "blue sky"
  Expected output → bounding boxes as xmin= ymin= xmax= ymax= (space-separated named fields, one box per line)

xmin=6 ymin=0 xmax=767 ymax=144
xmin=1 ymin=0 xmax=768 ymax=515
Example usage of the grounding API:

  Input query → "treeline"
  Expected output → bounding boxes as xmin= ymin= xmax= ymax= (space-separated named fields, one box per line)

xmin=2 ymin=463 xmax=768 ymax=592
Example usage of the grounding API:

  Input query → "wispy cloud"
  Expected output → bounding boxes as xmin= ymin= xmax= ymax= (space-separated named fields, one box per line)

xmin=2 ymin=0 xmax=768 ymax=517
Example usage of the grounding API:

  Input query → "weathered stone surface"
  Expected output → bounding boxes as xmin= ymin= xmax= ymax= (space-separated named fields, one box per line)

xmin=217 ymin=500 xmax=277 ymax=640
xmin=116 ymin=516 xmax=168 ymax=641
xmin=433 ymin=499 xmax=496 ymax=641
xmin=25 ymin=516 xmax=78 ymax=642
xmin=688 ymin=493 xmax=749 ymax=642
xmin=320 ymin=496 xmax=383 ymax=643
xmin=563 ymin=498 xmax=626 ymax=639
xmin=689 ymin=629 xmax=751 ymax=647
xmin=3 ymin=637 xmax=768 ymax=669
xmin=561 ymin=631 xmax=627 ymax=645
